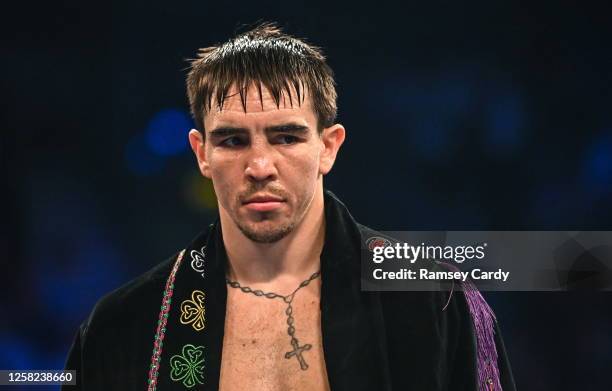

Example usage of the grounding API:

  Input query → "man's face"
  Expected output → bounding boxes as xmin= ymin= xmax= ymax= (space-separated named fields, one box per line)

xmin=189 ymin=85 xmax=343 ymax=243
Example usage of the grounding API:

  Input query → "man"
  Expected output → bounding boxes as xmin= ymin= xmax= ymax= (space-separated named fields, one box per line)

xmin=65 ymin=23 xmax=516 ymax=390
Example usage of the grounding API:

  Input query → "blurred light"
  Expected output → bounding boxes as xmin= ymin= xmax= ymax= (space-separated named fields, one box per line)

xmin=184 ymin=171 xmax=218 ymax=211
xmin=582 ymin=132 xmax=612 ymax=192
xmin=485 ymin=93 xmax=524 ymax=155
xmin=382 ymin=74 xmax=473 ymax=162
xmin=24 ymin=178 xmax=128 ymax=324
xmin=145 ymin=108 xmax=192 ymax=156
xmin=125 ymin=133 xmax=164 ymax=176
xmin=35 ymin=239 xmax=125 ymax=324
xmin=0 ymin=335 xmax=34 ymax=368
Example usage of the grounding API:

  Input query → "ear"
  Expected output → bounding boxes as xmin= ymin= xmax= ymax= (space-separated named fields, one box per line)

xmin=188 ymin=129 xmax=211 ymax=178
xmin=319 ymin=123 xmax=346 ymax=175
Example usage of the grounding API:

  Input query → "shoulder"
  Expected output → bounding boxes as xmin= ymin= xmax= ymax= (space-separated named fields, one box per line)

xmin=356 ymin=223 xmax=474 ymax=310
xmin=356 ymin=223 xmax=480 ymax=327
xmin=355 ymin=222 xmax=391 ymax=245
xmin=81 ymin=252 xmax=179 ymax=337
xmin=348 ymin=210 xmax=512 ymax=388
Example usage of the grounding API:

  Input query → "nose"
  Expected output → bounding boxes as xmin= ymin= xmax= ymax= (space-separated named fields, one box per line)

xmin=244 ymin=143 xmax=278 ymax=183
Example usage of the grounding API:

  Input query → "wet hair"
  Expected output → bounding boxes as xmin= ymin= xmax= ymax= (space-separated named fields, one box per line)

xmin=186 ymin=22 xmax=337 ymax=133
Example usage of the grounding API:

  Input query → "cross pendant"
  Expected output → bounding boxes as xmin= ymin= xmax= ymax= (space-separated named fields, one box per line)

xmin=284 ymin=338 xmax=312 ymax=370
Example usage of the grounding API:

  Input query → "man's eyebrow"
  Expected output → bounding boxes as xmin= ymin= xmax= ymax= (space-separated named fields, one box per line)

xmin=264 ymin=123 xmax=309 ymax=133
xmin=208 ymin=127 xmax=249 ymax=137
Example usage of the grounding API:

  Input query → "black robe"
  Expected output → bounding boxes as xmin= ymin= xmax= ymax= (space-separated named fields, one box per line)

xmin=64 ymin=190 xmax=516 ymax=390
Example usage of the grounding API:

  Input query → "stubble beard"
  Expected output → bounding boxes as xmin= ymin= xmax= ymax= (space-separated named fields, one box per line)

xmin=237 ymin=218 xmax=295 ymax=243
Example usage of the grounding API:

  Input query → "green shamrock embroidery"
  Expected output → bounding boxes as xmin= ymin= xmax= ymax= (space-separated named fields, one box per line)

xmin=169 ymin=344 xmax=205 ymax=388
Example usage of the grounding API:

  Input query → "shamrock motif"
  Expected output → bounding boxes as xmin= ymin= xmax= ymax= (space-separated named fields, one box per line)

xmin=180 ymin=290 xmax=206 ymax=331
xmin=190 ymin=246 xmax=206 ymax=277
xmin=169 ymin=344 xmax=205 ymax=388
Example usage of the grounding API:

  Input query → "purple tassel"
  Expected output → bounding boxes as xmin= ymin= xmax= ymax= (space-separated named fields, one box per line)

xmin=462 ymin=279 xmax=502 ymax=391
xmin=438 ymin=262 xmax=502 ymax=391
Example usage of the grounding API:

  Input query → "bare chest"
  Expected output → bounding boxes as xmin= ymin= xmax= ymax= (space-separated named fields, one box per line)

xmin=219 ymin=289 xmax=330 ymax=391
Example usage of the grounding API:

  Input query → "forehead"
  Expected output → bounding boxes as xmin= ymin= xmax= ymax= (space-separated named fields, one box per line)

xmin=205 ymin=83 xmax=316 ymax=127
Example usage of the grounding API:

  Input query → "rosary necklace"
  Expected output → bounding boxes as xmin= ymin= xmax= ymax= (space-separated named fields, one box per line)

xmin=225 ymin=270 xmax=321 ymax=370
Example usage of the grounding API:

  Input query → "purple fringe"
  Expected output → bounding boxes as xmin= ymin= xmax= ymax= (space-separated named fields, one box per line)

xmin=462 ymin=279 xmax=502 ymax=391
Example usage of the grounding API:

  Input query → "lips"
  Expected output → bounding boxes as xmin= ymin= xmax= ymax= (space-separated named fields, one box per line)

xmin=243 ymin=195 xmax=284 ymax=203
xmin=242 ymin=194 xmax=285 ymax=212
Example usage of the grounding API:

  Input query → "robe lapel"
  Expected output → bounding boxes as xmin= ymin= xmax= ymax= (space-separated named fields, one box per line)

xmin=320 ymin=191 xmax=392 ymax=391
xmin=149 ymin=222 xmax=228 ymax=390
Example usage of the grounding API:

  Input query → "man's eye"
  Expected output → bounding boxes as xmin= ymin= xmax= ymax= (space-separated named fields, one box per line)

xmin=276 ymin=135 xmax=299 ymax=144
xmin=220 ymin=137 xmax=246 ymax=147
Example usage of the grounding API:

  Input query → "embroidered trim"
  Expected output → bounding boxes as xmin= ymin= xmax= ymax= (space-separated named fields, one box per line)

xmin=180 ymin=290 xmax=206 ymax=331
xmin=147 ymin=249 xmax=186 ymax=391
xmin=190 ymin=246 xmax=206 ymax=278
xmin=169 ymin=344 xmax=205 ymax=388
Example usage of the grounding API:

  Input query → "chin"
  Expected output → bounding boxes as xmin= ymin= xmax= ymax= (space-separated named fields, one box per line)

xmin=238 ymin=220 xmax=295 ymax=243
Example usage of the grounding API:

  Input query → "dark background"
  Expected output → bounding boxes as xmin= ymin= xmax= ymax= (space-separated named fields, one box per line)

xmin=2 ymin=1 xmax=611 ymax=389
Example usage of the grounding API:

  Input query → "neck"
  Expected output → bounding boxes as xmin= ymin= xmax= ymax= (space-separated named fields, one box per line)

xmin=220 ymin=188 xmax=325 ymax=289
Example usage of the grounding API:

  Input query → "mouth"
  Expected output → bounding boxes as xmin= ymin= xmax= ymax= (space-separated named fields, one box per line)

xmin=242 ymin=194 xmax=285 ymax=212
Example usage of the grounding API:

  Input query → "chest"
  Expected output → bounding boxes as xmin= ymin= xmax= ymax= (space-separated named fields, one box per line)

xmin=219 ymin=288 xmax=330 ymax=391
